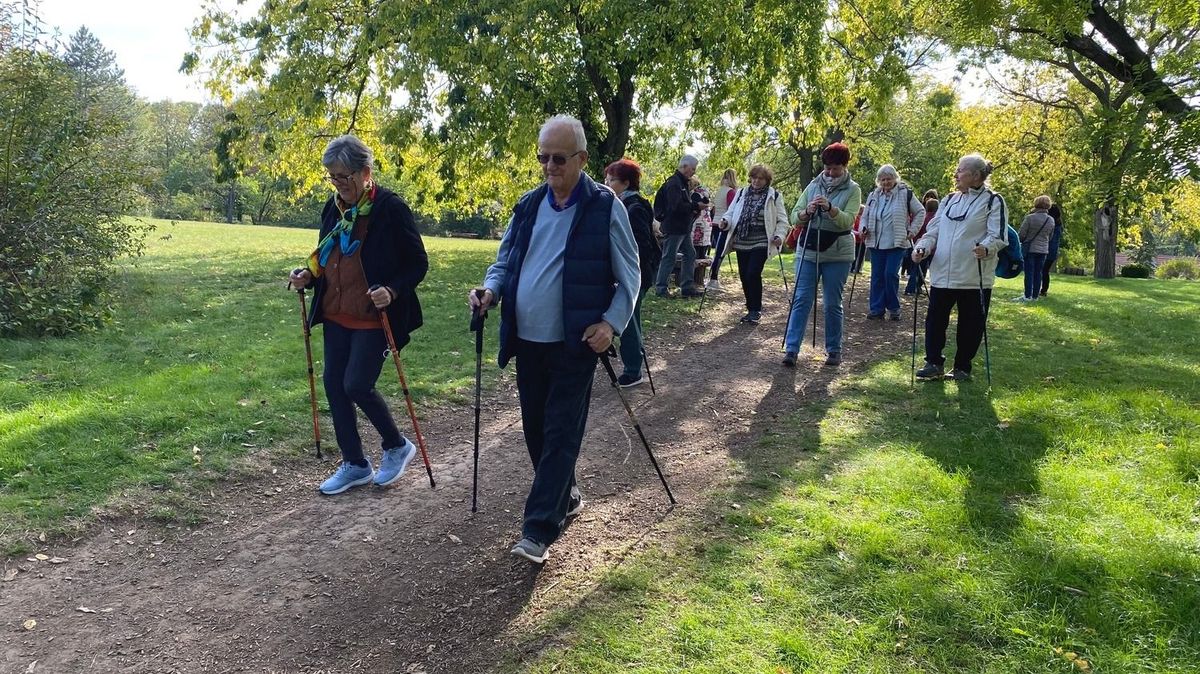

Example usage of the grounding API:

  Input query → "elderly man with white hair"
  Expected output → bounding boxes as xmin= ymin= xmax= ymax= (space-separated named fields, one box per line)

xmin=469 ymin=115 xmax=640 ymax=564
xmin=652 ymin=154 xmax=704 ymax=298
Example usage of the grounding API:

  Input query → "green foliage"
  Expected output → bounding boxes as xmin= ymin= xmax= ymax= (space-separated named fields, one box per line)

xmin=1119 ymin=263 xmax=1152 ymax=278
xmin=1155 ymin=257 xmax=1200 ymax=280
xmin=0 ymin=26 xmax=148 ymax=336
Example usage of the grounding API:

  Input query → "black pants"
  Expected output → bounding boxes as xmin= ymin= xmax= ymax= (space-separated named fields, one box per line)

xmin=1042 ymin=255 xmax=1056 ymax=294
xmin=924 ymin=286 xmax=992 ymax=373
xmin=322 ymin=321 xmax=405 ymax=467
xmin=736 ymin=246 xmax=769 ymax=311
xmin=514 ymin=339 xmax=598 ymax=545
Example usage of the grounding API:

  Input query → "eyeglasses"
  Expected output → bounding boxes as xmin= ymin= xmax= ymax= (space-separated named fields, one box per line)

xmin=326 ymin=172 xmax=356 ymax=184
xmin=536 ymin=150 xmax=583 ymax=166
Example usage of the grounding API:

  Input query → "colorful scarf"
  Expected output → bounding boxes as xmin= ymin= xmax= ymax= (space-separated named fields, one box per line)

xmin=303 ymin=186 xmax=376 ymax=277
xmin=735 ymin=186 xmax=769 ymax=239
xmin=812 ymin=170 xmax=851 ymax=226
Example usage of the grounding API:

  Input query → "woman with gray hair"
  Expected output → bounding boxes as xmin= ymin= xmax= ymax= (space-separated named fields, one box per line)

xmin=911 ymin=153 xmax=1007 ymax=381
xmin=860 ymin=164 xmax=924 ymax=321
xmin=288 ymin=134 xmax=429 ymax=494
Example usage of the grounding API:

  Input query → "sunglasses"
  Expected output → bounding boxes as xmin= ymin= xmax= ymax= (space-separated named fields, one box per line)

xmin=945 ymin=192 xmax=985 ymax=221
xmin=536 ymin=150 xmax=583 ymax=166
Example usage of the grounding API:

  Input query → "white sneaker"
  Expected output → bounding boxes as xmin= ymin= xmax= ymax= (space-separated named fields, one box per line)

xmin=706 ymin=279 xmax=722 ymax=292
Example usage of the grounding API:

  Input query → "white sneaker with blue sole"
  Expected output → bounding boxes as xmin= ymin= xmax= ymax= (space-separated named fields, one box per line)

xmin=374 ymin=439 xmax=417 ymax=486
xmin=319 ymin=460 xmax=374 ymax=495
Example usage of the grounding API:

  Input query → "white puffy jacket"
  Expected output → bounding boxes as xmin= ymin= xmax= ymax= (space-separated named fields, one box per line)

xmin=915 ymin=187 xmax=1008 ymax=290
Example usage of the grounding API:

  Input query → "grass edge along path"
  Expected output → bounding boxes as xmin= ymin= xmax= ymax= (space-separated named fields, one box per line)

xmin=509 ymin=276 xmax=1200 ymax=673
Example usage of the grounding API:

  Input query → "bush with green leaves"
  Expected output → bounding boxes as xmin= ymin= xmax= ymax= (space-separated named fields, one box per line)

xmin=1 ymin=27 xmax=148 ymax=336
xmin=1119 ymin=263 xmax=1152 ymax=278
xmin=1155 ymin=257 xmax=1200 ymax=280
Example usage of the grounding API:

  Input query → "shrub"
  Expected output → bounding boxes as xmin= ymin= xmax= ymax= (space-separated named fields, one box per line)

xmin=1155 ymin=257 xmax=1200 ymax=280
xmin=1119 ymin=263 xmax=1152 ymax=278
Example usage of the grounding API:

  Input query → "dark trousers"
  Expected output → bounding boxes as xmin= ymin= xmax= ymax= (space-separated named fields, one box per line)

xmin=618 ymin=288 xmax=648 ymax=377
xmin=904 ymin=258 xmax=930 ymax=294
xmin=1041 ymin=254 xmax=1057 ymax=294
xmin=322 ymin=321 xmax=405 ymax=466
xmin=736 ymin=246 xmax=769 ymax=311
xmin=1024 ymin=252 xmax=1047 ymax=299
xmin=514 ymin=339 xmax=598 ymax=545
xmin=924 ymin=286 xmax=992 ymax=373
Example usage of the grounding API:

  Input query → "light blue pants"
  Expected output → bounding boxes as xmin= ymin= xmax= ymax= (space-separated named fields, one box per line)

xmin=784 ymin=258 xmax=852 ymax=354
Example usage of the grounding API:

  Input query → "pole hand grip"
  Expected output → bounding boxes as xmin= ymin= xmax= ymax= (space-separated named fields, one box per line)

xmin=469 ymin=288 xmax=487 ymax=332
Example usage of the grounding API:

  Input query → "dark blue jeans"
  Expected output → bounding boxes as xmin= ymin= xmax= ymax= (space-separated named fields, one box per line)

xmin=514 ymin=339 xmax=598 ymax=545
xmin=322 ymin=321 xmax=406 ymax=467
xmin=1024 ymin=252 xmax=1047 ymax=299
xmin=905 ymin=258 xmax=930 ymax=294
xmin=618 ymin=288 xmax=648 ymax=377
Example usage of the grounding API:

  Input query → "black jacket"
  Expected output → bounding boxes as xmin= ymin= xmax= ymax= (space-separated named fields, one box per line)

xmin=308 ymin=186 xmax=428 ymax=349
xmin=653 ymin=171 xmax=695 ymax=235
xmin=621 ymin=192 xmax=661 ymax=291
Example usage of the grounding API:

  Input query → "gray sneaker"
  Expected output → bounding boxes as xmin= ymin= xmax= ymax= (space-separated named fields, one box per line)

xmin=915 ymin=362 xmax=944 ymax=380
xmin=318 ymin=461 xmax=374 ymax=495
xmin=510 ymin=537 xmax=549 ymax=564
xmin=948 ymin=368 xmax=972 ymax=381
xmin=782 ymin=351 xmax=798 ymax=367
xmin=566 ymin=486 xmax=584 ymax=517
xmin=374 ymin=439 xmax=417 ymax=486
xmin=824 ymin=352 xmax=842 ymax=366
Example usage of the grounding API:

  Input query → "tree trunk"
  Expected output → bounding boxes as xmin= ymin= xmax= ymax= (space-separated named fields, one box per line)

xmin=225 ymin=185 xmax=235 ymax=224
xmin=1093 ymin=202 xmax=1116 ymax=278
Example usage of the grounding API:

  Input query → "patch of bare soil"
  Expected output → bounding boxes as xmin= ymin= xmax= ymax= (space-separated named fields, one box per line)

xmin=1 ymin=271 xmax=911 ymax=674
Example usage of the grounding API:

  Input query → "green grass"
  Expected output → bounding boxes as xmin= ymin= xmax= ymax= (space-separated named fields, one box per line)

xmin=0 ymin=218 xmax=699 ymax=549
xmin=515 ymin=276 xmax=1200 ymax=673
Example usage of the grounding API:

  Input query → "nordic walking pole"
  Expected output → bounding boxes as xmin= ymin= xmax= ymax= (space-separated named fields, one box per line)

xmin=846 ymin=255 xmax=860 ymax=317
xmin=600 ymin=348 xmax=676 ymax=505
xmin=640 ymin=346 xmax=656 ymax=395
xmin=977 ymin=257 xmax=992 ymax=388
xmin=372 ymin=286 xmax=436 ymax=488
xmin=289 ymin=271 xmax=323 ymax=460
xmin=783 ymin=221 xmax=816 ymax=349
xmin=777 ymin=252 xmax=790 ymax=296
xmin=469 ymin=290 xmax=486 ymax=511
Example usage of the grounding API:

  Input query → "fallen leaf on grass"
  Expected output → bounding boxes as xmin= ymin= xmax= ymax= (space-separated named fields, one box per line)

xmin=34 ymin=554 xmax=49 ymax=561
xmin=1062 ymin=585 xmax=1088 ymax=596
xmin=3 ymin=569 xmax=18 ymax=581
xmin=996 ymin=421 xmax=1010 ymax=430
xmin=22 ymin=619 xmax=36 ymax=630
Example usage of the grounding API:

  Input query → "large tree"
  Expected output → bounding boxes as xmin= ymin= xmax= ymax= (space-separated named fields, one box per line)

xmin=934 ymin=0 xmax=1199 ymax=277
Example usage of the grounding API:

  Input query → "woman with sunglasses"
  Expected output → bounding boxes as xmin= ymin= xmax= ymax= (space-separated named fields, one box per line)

xmin=782 ymin=143 xmax=862 ymax=367
xmin=288 ymin=135 xmax=429 ymax=494
xmin=911 ymin=153 xmax=1007 ymax=381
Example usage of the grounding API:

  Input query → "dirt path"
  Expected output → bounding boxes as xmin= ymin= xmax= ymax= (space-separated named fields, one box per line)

xmin=1 ymin=273 xmax=910 ymax=674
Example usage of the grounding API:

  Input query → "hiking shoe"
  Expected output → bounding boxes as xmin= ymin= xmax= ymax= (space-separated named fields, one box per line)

xmin=510 ymin=537 xmax=549 ymax=564
xmin=374 ymin=439 xmax=417 ymax=486
xmin=947 ymin=368 xmax=972 ymax=381
xmin=566 ymin=486 xmax=584 ymax=517
xmin=825 ymin=352 xmax=842 ymax=366
xmin=866 ymin=313 xmax=884 ymax=320
xmin=889 ymin=311 xmax=901 ymax=321
xmin=782 ymin=351 xmax=798 ymax=367
xmin=745 ymin=310 xmax=762 ymax=324
xmin=706 ymin=279 xmax=722 ymax=292
xmin=617 ymin=373 xmax=645 ymax=388
xmin=681 ymin=288 xmax=704 ymax=298
xmin=915 ymin=362 xmax=944 ymax=380
xmin=318 ymin=461 xmax=374 ymax=495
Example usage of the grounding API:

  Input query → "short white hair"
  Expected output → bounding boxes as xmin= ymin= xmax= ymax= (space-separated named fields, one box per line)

xmin=959 ymin=153 xmax=993 ymax=181
xmin=679 ymin=154 xmax=698 ymax=170
xmin=539 ymin=114 xmax=587 ymax=152
xmin=876 ymin=164 xmax=899 ymax=182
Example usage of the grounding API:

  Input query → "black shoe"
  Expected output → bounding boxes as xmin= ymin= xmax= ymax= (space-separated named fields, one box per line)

xmin=617 ymin=373 xmax=645 ymax=388
xmin=866 ymin=313 xmax=884 ymax=320
xmin=782 ymin=351 xmax=798 ymax=367
xmin=889 ymin=312 xmax=901 ymax=321
xmin=681 ymin=288 xmax=704 ymax=298
xmin=824 ymin=352 xmax=842 ymax=366
xmin=947 ymin=368 xmax=972 ymax=381
xmin=915 ymin=362 xmax=943 ymax=380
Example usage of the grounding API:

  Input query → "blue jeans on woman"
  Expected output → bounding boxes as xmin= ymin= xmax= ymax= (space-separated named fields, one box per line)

xmin=1024 ymin=252 xmax=1047 ymax=299
xmin=868 ymin=247 xmax=906 ymax=316
xmin=784 ymin=258 xmax=852 ymax=354
xmin=618 ymin=288 xmax=648 ymax=377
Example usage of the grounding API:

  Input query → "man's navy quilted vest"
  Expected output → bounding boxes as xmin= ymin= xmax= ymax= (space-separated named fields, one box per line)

xmin=497 ymin=174 xmax=614 ymax=368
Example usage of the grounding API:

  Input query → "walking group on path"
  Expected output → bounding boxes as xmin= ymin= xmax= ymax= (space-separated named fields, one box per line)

xmin=285 ymin=114 xmax=1066 ymax=565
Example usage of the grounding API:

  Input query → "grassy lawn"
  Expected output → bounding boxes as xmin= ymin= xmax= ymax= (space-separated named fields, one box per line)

xmin=517 ymin=276 xmax=1200 ymax=673
xmin=0 ymin=218 xmax=700 ymax=552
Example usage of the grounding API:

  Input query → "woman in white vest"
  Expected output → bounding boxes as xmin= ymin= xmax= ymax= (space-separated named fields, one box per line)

xmin=912 ymin=153 xmax=1007 ymax=381
xmin=860 ymin=164 xmax=924 ymax=321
